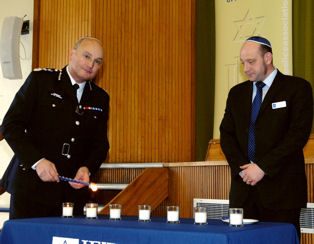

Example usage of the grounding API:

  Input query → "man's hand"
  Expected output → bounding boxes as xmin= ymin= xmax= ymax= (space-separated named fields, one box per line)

xmin=69 ymin=166 xmax=90 ymax=189
xmin=240 ymin=163 xmax=265 ymax=186
xmin=35 ymin=158 xmax=59 ymax=182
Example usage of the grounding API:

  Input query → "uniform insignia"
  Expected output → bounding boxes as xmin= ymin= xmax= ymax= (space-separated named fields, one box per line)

xmin=58 ymin=69 xmax=62 ymax=80
xmin=33 ymin=68 xmax=62 ymax=81
xmin=33 ymin=68 xmax=59 ymax=72
xmin=51 ymin=93 xmax=63 ymax=99
xmin=88 ymin=81 xmax=93 ymax=91
xmin=83 ymin=106 xmax=103 ymax=112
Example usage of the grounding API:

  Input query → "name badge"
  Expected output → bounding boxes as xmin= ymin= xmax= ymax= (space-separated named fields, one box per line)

xmin=272 ymin=101 xmax=286 ymax=109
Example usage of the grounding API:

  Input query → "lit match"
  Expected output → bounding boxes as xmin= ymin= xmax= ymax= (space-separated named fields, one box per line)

xmin=58 ymin=176 xmax=98 ymax=191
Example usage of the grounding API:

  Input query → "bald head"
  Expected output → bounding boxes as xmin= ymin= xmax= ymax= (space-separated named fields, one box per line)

xmin=73 ymin=37 xmax=103 ymax=50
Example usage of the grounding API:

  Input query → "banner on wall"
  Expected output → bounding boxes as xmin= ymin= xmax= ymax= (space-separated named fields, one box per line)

xmin=213 ymin=0 xmax=292 ymax=138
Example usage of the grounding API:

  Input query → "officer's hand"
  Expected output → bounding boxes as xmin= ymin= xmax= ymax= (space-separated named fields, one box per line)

xmin=69 ymin=166 xmax=90 ymax=189
xmin=35 ymin=158 xmax=59 ymax=182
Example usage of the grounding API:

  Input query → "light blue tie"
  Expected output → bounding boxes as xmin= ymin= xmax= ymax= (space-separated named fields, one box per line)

xmin=248 ymin=81 xmax=265 ymax=162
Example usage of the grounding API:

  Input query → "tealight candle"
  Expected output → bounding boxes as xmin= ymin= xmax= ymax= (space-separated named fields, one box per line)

xmin=62 ymin=202 xmax=74 ymax=218
xmin=229 ymin=208 xmax=243 ymax=227
xmin=167 ymin=206 xmax=180 ymax=223
xmin=138 ymin=205 xmax=151 ymax=222
xmin=194 ymin=206 xmax=207 ymax=225
xmin=109 ymin=204 xmax=122 ymax=220
xmin=139 ymin=210 xmax=150 ymax=220
xmin=85 ymin=203 xmax=98 ymax=219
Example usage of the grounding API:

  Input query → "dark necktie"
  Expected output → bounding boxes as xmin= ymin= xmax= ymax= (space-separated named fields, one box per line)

xmin=248 ymin=81 xmax=265 ymax=162
xmin=73 ymin=83 xmax=79 ymax=100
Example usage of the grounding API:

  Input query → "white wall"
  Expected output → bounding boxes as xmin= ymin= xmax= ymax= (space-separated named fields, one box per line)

xmin=0 ymin=0 xmax=34 ymax=226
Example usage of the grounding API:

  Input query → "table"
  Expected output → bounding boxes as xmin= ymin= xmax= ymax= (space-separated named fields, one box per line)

xmin=0 ymin=216 xmax=299 ymax=244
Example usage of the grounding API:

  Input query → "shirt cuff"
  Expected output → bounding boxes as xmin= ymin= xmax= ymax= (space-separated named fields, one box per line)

xmin=31 ymin=158 xmax=44 ymax=170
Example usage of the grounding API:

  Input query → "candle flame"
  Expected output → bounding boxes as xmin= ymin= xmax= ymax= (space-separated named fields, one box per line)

xmin=89 ymin=183 xmax=98 ymax=192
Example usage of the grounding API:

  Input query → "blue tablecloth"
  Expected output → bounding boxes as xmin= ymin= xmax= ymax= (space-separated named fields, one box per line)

xmin=0 ymin=216 xmax=299 ymax=244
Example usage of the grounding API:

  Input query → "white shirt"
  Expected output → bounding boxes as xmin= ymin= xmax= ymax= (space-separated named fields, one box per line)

xmin=252 ymin=68 xmax=277 ymax=102
xmin=66 ymin=66 xmax=86 ymax=103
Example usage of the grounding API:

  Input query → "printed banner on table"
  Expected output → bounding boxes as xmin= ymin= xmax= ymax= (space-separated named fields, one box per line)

xmin=52 ymin=236 xmax=79 ymax=244
xmin=52 ymin=236 xmax=117 ymax=244
xmin=213 ymin=0 xmax=292 ymax=138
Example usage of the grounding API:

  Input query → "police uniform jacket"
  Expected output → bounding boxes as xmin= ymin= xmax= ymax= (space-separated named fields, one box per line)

xmin=0 ymin=66 xmax=109 ymax=205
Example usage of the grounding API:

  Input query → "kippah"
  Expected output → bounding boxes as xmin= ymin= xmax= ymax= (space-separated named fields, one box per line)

xmin=246 ymin=36 xmax=272 ymax=48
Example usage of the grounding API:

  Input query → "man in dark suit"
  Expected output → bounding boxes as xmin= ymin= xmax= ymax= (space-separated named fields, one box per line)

xmin=220 ymin=36 xmax=313 ymax=238
xmin=0 ymin=37 xmax=110 ymax=219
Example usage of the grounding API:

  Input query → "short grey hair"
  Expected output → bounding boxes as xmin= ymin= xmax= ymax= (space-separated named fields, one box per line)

xmin=73 ymin=37 xmax=103 ymax=50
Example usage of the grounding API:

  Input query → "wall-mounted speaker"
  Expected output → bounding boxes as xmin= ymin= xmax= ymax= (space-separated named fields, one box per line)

xmin=0 ymin=16 xmax=23 ymax=79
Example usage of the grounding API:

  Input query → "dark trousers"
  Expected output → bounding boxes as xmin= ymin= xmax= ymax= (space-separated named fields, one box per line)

xmin=10 ymin=194 xmax=60 ymax=219
xmin=9 ymin=187 xmax=88 ymax=219
xmin=241 ymin=190 xmax=301 ymax=240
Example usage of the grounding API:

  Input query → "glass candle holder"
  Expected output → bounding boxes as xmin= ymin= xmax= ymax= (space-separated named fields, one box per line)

xmin=138 ymin=205 xmax=151 ymax=222
xmin=229 ymin=208 xmax=243 ymax=227
xmin=62 ymin=202 xmax=74 ymax=218
xmin=194 ymin=206 xmax=207 ymax=225
xmin=167 ymin=206 xmax=180 ymax=223
xmin=85 ymin=203 xmax=98 ymax=219
xmin=109 ymin=204 xmax=122 ymax=220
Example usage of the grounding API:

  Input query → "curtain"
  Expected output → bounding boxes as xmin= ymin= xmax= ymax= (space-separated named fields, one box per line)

xmin=293 ymin=0 xmax=314 ymax=131
xmin=195 ymin=0 xmax=215 ymax=160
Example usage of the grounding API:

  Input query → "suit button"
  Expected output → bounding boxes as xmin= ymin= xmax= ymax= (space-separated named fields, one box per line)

xmin=71 ymin=138 xmax=75 ymax=142
xmin=67 ymin=155 xmax=71 ymax=159
xmin=52 ymin=104 xmax=56 ymax=108
xmin=75 ymin=121 xmax=80 ymax=126
xmin=22 ymin=167 xmax=26 ymax=171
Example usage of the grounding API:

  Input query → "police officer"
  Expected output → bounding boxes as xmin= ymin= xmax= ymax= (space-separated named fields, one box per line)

xmin=0 ymin=37 xmax=110 ymax=219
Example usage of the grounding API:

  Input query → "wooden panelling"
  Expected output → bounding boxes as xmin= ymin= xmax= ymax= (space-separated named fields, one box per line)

xmin=37 ymin=0 xmax=92 ymax=69
xmin=205 ymin=139 xmax=226 ymax=161
xmin=305 ymin=163 xmax=314 ymax=202
xmin=301 ymin=234 xmax=314 ymax=244
xmin=93 ymin=0 xmax=195 ymax=163
xmin=96 ymin=164 xmax=231 ymax=218
xmin=35 ymin=0 xmax=195 ymax=163
xmin=154 ymin=165 xmax=231 ymax=218
xmin=99 ymin=168 xmax=168 ymax=216
xmin=32 ymin=0 xmax=40 ymax=69
xmin=303 ymin=134 xmax=314 ymax=163
xmin=94 ymin=168 xmax=145 ymax=183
